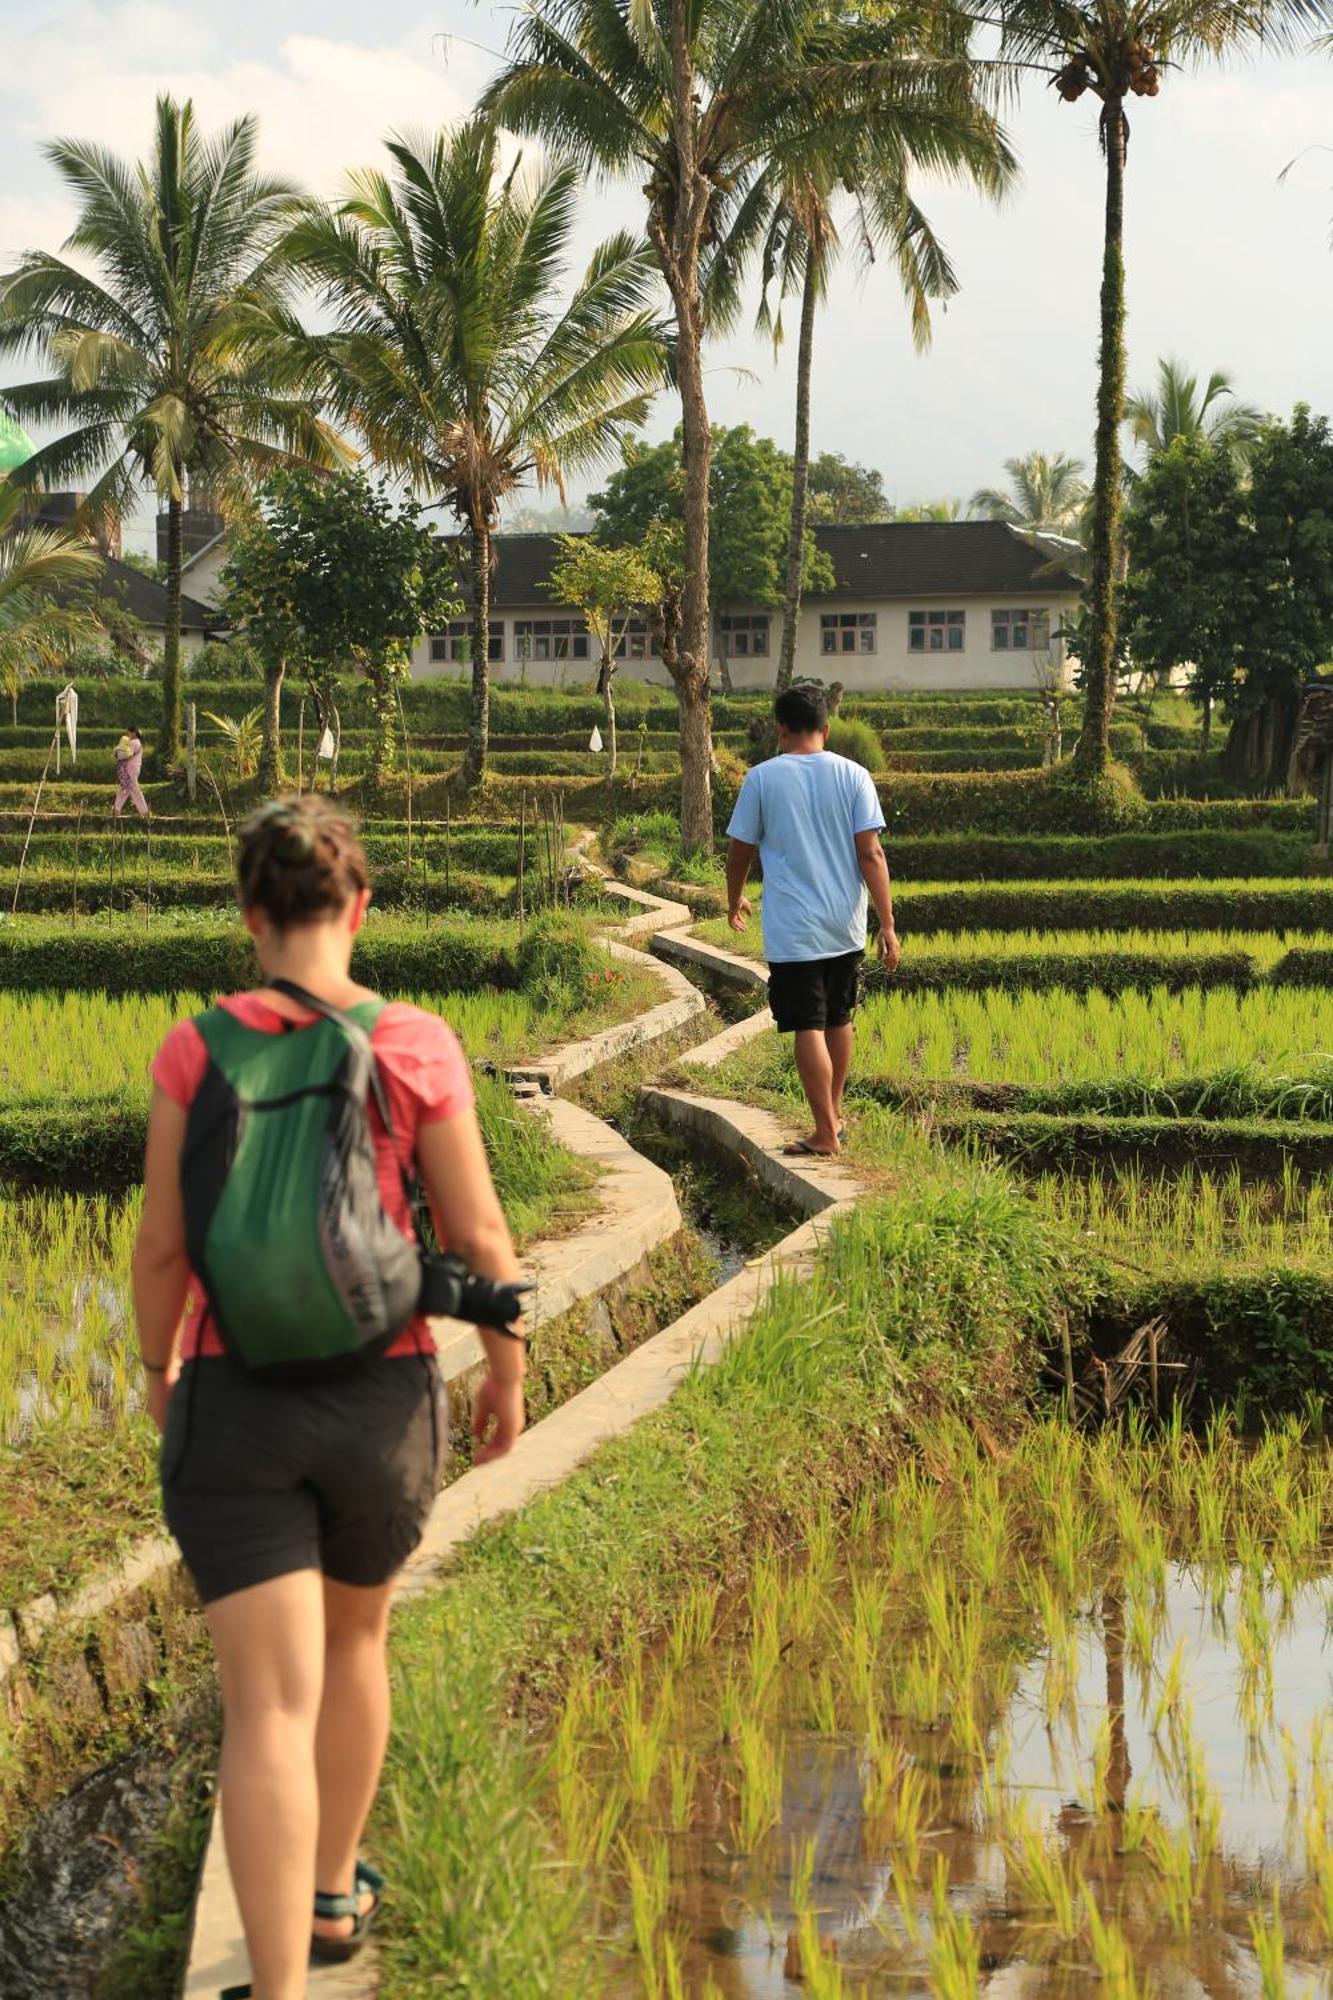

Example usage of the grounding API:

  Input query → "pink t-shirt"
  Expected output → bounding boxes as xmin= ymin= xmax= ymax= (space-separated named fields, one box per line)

xmin=150 ymin=992 xmax=475 ymax=1360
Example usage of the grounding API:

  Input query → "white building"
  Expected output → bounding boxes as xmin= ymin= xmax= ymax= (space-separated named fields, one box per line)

xmin=409 ymin=521 xmax=1082 ymax=692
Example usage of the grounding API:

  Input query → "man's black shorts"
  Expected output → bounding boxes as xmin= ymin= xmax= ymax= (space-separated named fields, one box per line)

xmin=767 ymin=950 xmax=865 ymax=1034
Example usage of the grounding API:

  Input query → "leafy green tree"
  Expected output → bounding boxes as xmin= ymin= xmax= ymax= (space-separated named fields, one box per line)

xmin=221 ymin=469 xmax=460 ymax=793
xmin=972 ymin=450 xmax=1090 ymax=536
xmin=1126 ymin=356 xmax=1264 ymax=463
xmin=286 ymin=117 xmax=667 ymax=788
xmin=807 ymin=453 xmax=893 ymax=525
xmin=895 ymin=497 xmax=967 ymax=521
xmin=0 ymin=95 xmax=345 ymax=764
xmin=995 ymin=0 xmax=1320 ymax=782
xmin=547 ymin=538 xmax=663 ymax=773
xmin=486 ymin=0 xmax=991 ymax=847
xmin=723 ymin=16 xmax=1012 ymax=690
xmin=1225 ymin=407 xmax=1333 ymax=790
xmin=591 ymin=425 xmax=833 ymax=680
xmin=1122 ymin=434 xmax=1248 ymax=746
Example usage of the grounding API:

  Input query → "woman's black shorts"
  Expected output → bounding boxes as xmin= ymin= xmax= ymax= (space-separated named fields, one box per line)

xmin=767 ymin=950 xmax=866 ymax=1034
xmin=161 ymin=1356 xmax=444 ymax=1605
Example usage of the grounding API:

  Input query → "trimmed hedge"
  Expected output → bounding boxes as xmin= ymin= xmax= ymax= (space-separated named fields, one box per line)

xmin=873 ymin=946 xmax=1257 ymax=997
xmin=894 ymin=879 xmax=1333 ymax=933
xmin=882 ymin=831 xmax=1314 ymax=880
xmin=883 ymin=748 xmax=1042 ymax=772
xmin=0 ymin=914 xmax=531 ymax=995
xmin=848 ymin=1064 xmax=1333 ymax=1121
xmin=1145 ymin=796 xmax=1314 ymax=833
xmin=1128 ymin=749 xmax=1251 ymax=799
xmin=1 ymin=866 xmax=512 ymax=916
xmin=934 ymin=1108 xmax=1333 ymax=1176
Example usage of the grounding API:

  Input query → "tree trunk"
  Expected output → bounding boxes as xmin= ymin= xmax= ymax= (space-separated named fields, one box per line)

xmin=779 ymin=246 xmax=819 ymax=693
xmin=366 ymin=663 xmax=395 ymax=794
xmin=1200 ymin=693 xmax=1211 ymax=751
xmin=161 ymin=496 xmax=183 ymax=766
xmin=655 ymin=0 xmax=714 ymax=857
xmin=601 ymin=652 xmax=618 ymax=779
xmin=463 ymin=520 xmax=492 ymax=788
xmin=1224 ymin=686 xmax=1302 ymax=793
xmin=259 ymin=656 xmax=285 ymax=795
xmin=1073 ymin=101 xmax=1128 ymax=783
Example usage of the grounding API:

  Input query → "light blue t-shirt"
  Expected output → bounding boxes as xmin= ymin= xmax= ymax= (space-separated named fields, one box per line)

xmin=726 ymin=751 xmax=887 ymax=964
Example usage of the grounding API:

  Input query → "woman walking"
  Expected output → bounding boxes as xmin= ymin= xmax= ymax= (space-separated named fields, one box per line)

xmin=113 ymin=725 xmax=150 ymax=817
xmin=133 ymin=796 xmax=526 ymax=2000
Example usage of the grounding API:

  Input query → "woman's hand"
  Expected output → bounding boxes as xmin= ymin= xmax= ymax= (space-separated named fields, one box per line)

xmin=145 ymin=1355 xmax=181 ymax=1434
xmin=472 ymin=1367 xmax=526 ymax=1465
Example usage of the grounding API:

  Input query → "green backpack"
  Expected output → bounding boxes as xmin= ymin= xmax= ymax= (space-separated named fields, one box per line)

xmin=180 ymin=981 xmax=526 ymax=1375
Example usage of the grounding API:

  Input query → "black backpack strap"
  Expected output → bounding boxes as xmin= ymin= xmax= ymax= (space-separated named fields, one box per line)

xmin=268 ymin=978 xmax=415 ymax=1200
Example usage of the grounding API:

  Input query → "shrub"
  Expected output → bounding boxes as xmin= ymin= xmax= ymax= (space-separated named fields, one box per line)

xmin=895 ymin=879 xmax=1333 ymax=933
xmin=873 ymin=946 xmax=1256 ymax=997
xmin=826 ymin=716 xmax=885 ymax=772
xmin=877 ymin=760 xmax=1148 ymax=837
xmin=881 ymin=831 xmax=1314 ymax=880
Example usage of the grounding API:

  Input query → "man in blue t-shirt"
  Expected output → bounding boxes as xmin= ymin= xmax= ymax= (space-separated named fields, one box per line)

xmin=726 ymin=684 xmax=899 ymax=1158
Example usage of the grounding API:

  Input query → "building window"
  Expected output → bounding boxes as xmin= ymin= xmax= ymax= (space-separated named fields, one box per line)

xmin=718 ymin=615 xmax=770 ymax=659
xmin=614 ymin=618 xmax=660 ymax=660
xmin=992 ymin=608 xmax=1050 ymax=652
xmin=909 ymin=609 xmax=965 ymax=653
xmin=431 ymin=619 xmax=504 ymax=664
xmin=514 ymin=617 xmax=590 ymax=663
xmin=820 ymin=612 xmax=877 ymax=656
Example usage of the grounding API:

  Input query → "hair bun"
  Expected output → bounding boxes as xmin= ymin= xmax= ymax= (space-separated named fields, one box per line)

xmin=236 ymin=796 xmax=369 ymax=928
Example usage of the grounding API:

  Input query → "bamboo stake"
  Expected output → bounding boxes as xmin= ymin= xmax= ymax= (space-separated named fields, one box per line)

xmin=297 ymin=698 xmax=306 ymax=796
xmin=444 ymin=791 xmax=452 ymax=901
xmin=517 ymin=792 xmax=527 ymax=930
xmin=397 ymin=684 xmax=414 ymax=873
xmin=72 ymin=808 xmax=82 ymax=923
xmin=1059 ymin=1311 xmax=1076 ymax=1415
xmin=186 ymin=702 xmax=197 ymax=805
xmin=12 ymin=732 xmax=57 ymax=917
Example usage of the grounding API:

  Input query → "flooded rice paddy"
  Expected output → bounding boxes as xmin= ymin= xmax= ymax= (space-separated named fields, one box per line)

xmin=546 ymin=1418 xmax=1333 ymax=1996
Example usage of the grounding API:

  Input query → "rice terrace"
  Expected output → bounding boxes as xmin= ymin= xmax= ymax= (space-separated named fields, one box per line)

xmin=2 ymin=2 xmax=1333 ymax=1997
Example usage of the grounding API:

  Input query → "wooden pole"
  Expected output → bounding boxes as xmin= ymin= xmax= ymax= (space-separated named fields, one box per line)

xmin=12 ymin=731 xmax=57 ymax=916
xmin=186 ymin=701 xmax=197 ymax=805
xmin=444 ymin=791 xmax=452 ymax=901
xmin=72 ymin=809 xmax=82 ymax=924
xmin=297 ymin=698 xmax=305 ymax=796
xmin=517 ymin=793 xmax=526 ymax=930
xmin=398 ymin=684 xmax=414 ymax=874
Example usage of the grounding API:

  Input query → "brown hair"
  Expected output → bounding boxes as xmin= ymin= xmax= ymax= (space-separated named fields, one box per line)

xmin=236 ymin=796 xmax=370 ymax=928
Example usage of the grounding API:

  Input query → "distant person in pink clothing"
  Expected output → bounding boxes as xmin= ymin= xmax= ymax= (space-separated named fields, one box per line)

xmin=113 ymin=726 xmax=150 ymax=817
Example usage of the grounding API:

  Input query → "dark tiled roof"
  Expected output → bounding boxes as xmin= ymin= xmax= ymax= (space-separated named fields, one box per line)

xmin=467 ymin=522 xmax=1081 ymax=607
xmin=811 ymin=522 xmax=1082 ymax=598
xmin=60 ymin=557 xmax=220 ymax=632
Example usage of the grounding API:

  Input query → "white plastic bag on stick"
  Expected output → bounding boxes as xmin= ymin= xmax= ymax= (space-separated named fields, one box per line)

xmin=589 ymin=724 xmax=604 ymax=753
xmin=316 ymin=726 xmax=336 ymax=760
xmin=56 ymin=685 xmax=78 ymax=770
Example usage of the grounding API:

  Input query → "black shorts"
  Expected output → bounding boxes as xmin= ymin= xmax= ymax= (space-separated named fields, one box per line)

xmin=767 ymin=950 xmax=865 ymax=1034
xmin=161 ymin=1355 xmax=444 ymax=1605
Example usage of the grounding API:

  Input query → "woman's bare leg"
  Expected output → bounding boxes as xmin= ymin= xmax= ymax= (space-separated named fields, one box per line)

xmin=313 ymin=1575 xmax=397 ymax=1939
xmin=209 ymin=1569 xmax=325 ymax=2000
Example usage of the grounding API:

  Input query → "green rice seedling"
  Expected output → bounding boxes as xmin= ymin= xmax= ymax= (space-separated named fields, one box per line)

xmin=1249 ymin=1883 xmax=1286 ymax=2000
xmin=664 ymin=1581 xmax=719 ymax=1669
xmin=928 ymin=1857 xmax=980 ymax=2000
xmin=809 ymin=1665 xmax=840 ymax=1738
xmin=621 ymin=1834 xmax=671 ymax=1988
xmin=666 ymin=1747 xmax=698 ymax=1835
xmin=716 ymin=1673 xmax=744 ymax=1747
xmin=895 ymin=1642 xmax=946 ymax=1733
xmin=618 ymin=1671 xmax=671 ymax=1808
xmin=1146 ymin=1816 xmax=1194 ymax=1941
xmin=1084 ymin=1895 xmax=1148 ymax=2000
xmin=889 ymin=1850 xmax=923 ymax=1944
xmin=1006 ymin=1818 xmax=1081 ymax=1942
xmin=735 ymin=1718 xmax=782 ymax=1852
xmin=1305 ymin=1810 xmax=1333 ymax=1945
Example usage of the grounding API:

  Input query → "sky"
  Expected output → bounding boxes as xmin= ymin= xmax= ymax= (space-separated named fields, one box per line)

xmin=1 ymin=0 xmax=1331 ymax=557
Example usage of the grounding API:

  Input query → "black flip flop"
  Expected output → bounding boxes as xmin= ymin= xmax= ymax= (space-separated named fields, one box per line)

xmin=781 ymin=1138 xmax=838 ymax=1158
xmin=312 ymin=1857 xmax=385 ymax=1964
xmin=220 ymin=1987 xmax=251 ymax=1999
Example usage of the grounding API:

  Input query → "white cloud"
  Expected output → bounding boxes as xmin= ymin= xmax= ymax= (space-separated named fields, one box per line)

xmin=0 ymin=7 xmax=487 ymax=249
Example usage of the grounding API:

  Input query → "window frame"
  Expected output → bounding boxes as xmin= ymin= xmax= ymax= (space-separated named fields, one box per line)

xmin=819 ymin=611 xmax=878 ymax=657
xmin=718 ymin=614 xmax=771 ymax=660
xmin=908 ymin=608 xmax=966 ymax=655
xmin=991 ymin=607 xmax=1050 ymax=653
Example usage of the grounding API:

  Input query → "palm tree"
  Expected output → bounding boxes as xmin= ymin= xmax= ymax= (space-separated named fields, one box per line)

xmin=1125 ymin=355 xmax=1263 ymax=461
xmin=486 ymin=0 xmax=994 ymax=848
xmin=972 ymin=450 xmax=1090 ymax=535
xmin=996 ymin=0 xmax=1323 ymax=780
xmin=0 ymin=478 xmax=104 ymax=725
xmin=0 ymin=95 xmax=346 ymax=765
xmin=751 ymin=81 xmax=1013 ymax=690
xmin=285 ymin=118 xmax=668 ymax=787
